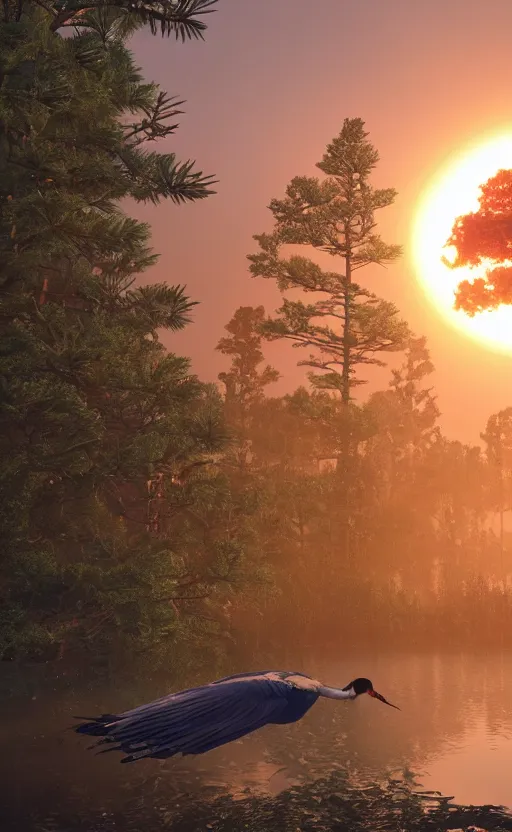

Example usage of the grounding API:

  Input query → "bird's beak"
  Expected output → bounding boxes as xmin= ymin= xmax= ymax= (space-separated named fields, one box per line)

xmin=368 ymin=689 xmax=400 ymax=710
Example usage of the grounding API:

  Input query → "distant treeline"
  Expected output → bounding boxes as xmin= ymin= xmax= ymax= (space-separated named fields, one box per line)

xmin=2 ymin=0 xmax=512 ymax=675
xmin=219 ymin=313 xmax=512 ymax=659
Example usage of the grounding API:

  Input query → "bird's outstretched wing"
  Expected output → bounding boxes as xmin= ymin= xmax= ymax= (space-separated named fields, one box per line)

xmin=75 ymin=675 xmax=291 ymax=763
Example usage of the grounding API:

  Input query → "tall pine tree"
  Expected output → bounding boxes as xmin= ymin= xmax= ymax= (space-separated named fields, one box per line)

xmin=248 ymin=118 xmax=409 ymax=405
xmin=0 ymin=3 xmax=258 ymax=667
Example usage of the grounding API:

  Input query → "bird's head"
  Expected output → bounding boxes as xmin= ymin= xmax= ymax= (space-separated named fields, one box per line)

xmin=343 ymin=677 xmax=400 ymax=709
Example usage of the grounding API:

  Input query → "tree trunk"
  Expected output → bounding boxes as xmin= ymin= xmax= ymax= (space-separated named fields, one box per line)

xmin=342 ymin=247 xmax=351 ymax=405
xmin=340 ymin=244 xmax=352 ymax=565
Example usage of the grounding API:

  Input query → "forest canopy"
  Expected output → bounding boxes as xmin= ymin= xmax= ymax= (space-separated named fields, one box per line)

xmin=1 ymin=3 xmax=512 ymax=675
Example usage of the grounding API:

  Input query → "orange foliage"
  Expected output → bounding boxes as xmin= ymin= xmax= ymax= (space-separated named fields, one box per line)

xmin=448 ymin=169 xmax=512 ymax=314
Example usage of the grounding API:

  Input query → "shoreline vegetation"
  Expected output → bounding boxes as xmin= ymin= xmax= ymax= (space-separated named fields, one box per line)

xmin=15 ymin=768 xmax=512 ymax=832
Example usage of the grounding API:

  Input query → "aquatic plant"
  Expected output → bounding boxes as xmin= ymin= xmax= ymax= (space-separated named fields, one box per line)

xmin=30 ymin=769 xmax=512 ymax=832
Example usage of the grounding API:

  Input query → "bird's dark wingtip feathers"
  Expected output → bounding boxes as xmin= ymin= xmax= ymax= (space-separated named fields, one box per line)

xmin=96 ymin=745 xmax=122 ymax=756
xmin=74 ymin=714 xmax=118 ymax=736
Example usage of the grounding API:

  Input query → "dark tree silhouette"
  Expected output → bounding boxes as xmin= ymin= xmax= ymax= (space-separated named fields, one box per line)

xmin=444 ymin=169 xmax=512 ymax=315
xmin=248 ymin=118 xmax=408 ymax=405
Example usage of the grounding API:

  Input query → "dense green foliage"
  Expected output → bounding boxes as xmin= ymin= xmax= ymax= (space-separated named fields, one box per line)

xmin=3 ymin=0 xmax=512 ymax=676
xmin=0 ymin=1 xmax=272 ymax=668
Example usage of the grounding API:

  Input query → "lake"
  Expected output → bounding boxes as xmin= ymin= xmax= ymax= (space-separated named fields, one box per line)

xmin=2 ymin=650 xmax=512 ymax=828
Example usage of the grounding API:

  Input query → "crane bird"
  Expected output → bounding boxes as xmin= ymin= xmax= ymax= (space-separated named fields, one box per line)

xmin=74 ymin=671 xmax=399 ymax=764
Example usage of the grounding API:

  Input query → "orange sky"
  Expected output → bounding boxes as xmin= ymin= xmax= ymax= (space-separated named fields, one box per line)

xmin=130 ymin=0 xmax=512 ymax=445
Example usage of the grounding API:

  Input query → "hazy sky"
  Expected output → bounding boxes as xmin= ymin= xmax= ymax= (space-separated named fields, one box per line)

xmin=131 ymin=0 xmax=512 ymax=444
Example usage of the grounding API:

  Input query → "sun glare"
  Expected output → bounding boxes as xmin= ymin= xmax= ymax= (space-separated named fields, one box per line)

xmin=412 ymin=133 xmax=512 ymax=354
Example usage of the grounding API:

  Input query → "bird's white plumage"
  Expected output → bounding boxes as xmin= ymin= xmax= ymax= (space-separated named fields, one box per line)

xmin=285 ymin=674 xmax=322 ymax=691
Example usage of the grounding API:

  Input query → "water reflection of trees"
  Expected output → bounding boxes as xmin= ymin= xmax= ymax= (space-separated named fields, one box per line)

xmin=3 ymin=651 xmax=512 ymax=830
xmin=309 ymin=652 xmax=512 ymax=779
xmin=167 ymin=772 xmax=512 ymax=832
xmin=25 ymin=770 xmax=512 ymax=832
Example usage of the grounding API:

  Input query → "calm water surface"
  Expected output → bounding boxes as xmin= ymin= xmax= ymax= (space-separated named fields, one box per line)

xmin=2 ymin=650 xmax=512 ymax=827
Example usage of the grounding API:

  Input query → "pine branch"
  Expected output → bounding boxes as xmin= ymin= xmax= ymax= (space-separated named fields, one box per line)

xmin=46 ymin=0 xmax=217 ymax=38
xmin=124 ymin=93 xmax=186 ymax=145
xmin=127 ymin=152 xmax=217 ymax=204
xmin=122 ymin=283 xmax=198 ymax=331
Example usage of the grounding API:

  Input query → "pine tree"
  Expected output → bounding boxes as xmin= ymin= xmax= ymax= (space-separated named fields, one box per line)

xmin=248 ymin=118 xmax=409 ymax=405
xmin=0 ymin=8 xmax=216 ymax=300
xmin=216 ymin=306 xmax=279 ymax=464
xmin=0 ymin=4 xmax=255 ymax=666
xmin=360 ymin=338 xmax=441 ymax=586
xmin=365 ymin=336 xmax=440 ymax=467
xmin=481 ymin=407 xmax=512 ymax=574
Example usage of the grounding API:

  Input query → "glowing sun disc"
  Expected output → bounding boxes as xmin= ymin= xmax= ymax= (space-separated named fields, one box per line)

xmin=412 ymin=133 xmax=512 ymax=354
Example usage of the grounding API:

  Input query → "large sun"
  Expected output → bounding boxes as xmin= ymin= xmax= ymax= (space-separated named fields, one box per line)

xmin=412 ymin=133 xmax=512 ymax=354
